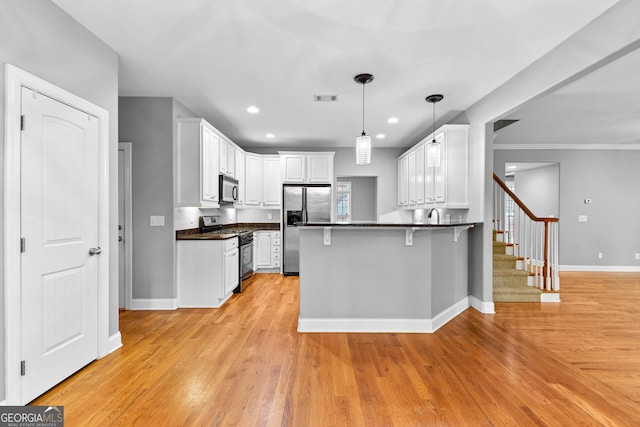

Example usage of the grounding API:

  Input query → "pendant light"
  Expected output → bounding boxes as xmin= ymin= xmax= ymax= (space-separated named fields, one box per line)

xmin=354 ymin=73 xmax=374 ymax=165
xmin=426 ymin=94 xmax=443 ymax=167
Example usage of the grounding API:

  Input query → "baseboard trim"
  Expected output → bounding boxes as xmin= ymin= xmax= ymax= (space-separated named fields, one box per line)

xmin=0 ymin=400 xmax=6 ymax=406
xmin=469 ymin=295 xmax=496 ymax=314
xmin=131 ymin=298 xmax=178 ymax=310
xmin=560 ymin=265 xmax=640 ymax=272
xmin=103 ymin=332 xmax=123 ymax=356
xmin=541 ymin=293 xmax=561 ymax=303
xmin=431 ymin=297 xmax=470 ymax=332
xmin=298 ymin=297 xmax=470 ymax=333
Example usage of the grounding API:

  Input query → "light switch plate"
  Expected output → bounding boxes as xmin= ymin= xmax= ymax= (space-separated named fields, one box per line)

xmin=150 ymin=215 xmax=165 ymax=227
xmin=578 ymin=215 xmax=588 ymax=222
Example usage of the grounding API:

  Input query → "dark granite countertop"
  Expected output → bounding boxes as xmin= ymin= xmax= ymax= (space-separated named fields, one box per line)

xmin=298 ymin=222 xmax=478 ymax=228
xmin=176 ymin=222 xmax=280 ymax=240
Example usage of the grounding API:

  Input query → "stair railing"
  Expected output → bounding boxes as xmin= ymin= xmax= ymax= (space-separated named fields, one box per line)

xmin=493 ymin=173 xmax=560 ymax=291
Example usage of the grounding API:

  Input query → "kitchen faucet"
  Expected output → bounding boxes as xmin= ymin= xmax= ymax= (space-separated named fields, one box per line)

xmin=427 ymin=208 xmax=440 ymax=224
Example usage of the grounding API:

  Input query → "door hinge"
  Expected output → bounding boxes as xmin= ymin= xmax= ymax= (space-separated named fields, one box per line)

xmin=20 ymin=237 xmax=25 ymax=253
xmin=20 ymin=115 xmax=25 ymax=131
xmin=21 ymin=360 xmax=26 ymax=376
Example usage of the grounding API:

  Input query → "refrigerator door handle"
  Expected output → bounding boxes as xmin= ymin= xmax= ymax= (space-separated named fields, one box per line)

xmin=302 ymin=187 xmax=308 ymax=224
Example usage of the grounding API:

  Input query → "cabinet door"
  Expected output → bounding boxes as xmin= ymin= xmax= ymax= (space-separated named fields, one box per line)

xmin=235 ymin=150 xmax=245 ymax=205
xmin=226 ymin=144 xmax=235 ymax=177
xmin=282 ymin=155 xmax=306 ymax=183
xmin=415 ymin=144 xmax=425 ymax=205
xmin=219 ymin=138 xmax=228 ymax=174
xmin=407 ymin=151 xmax=416 ymax=205
xmin=307 ymin=154 xmax=333 ymax=183
xmin=256 ymin=232 xmax=272 ymax=267
xmin=245 ymin=154 xmax=262 ymax=205
xmin=262 ymin=156 xmax=281 ymax=206
xmin=398 ymin=156 xmax=409 ymax=206
xmin=432 ymin=133 xmax=445 ymax=202
xmin=202 ymin=127 xmax=219 ymax=203
xmin=224 ymin=248 xmax=239 ymax=296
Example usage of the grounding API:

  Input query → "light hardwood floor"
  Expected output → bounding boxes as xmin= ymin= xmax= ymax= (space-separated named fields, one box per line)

xmin=33 ymin=272 xmax=640 ymax=426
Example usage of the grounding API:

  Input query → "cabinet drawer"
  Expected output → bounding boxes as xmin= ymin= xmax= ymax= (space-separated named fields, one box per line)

xmin=272 ymin=238 xmax=281 ymax=246
xmin=272 ymin=231 xmax=281 ymax=238
xmin=273 ymin=260 xmax=281 ymax=267
xmin=224 ymin=237 xmax=239 ymax=251
xmin=272 ymin=245 xmax=281 ymax=253
xmin=273 ymin=252 xmax=281 ymax=260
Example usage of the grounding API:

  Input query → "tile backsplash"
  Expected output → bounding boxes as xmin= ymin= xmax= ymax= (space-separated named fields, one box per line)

xmin=174 ymin=207 xmax=279 ymax=230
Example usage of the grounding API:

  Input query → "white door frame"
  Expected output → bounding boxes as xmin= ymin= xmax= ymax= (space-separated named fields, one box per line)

xmin=4 ymin=64 xmax=111 ymax=404
xmin=118 ymin=142 xmax=133 ymax=310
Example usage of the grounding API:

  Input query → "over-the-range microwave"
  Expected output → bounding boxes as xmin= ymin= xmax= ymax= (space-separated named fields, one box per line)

xmin=219 ymin=174 xmax=238 ymax=203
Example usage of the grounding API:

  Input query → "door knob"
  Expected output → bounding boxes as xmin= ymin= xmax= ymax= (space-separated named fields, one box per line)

xmin=89 ymin=247 xmax=102 ymax=256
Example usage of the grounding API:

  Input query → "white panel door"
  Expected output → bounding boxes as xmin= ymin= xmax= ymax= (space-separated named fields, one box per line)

xmin=20 ymin=87 xmax=100 ymax=403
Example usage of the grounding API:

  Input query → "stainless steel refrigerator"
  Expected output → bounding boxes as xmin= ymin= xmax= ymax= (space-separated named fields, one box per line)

xmin=283 ymin=184 xmax=332 ymax=275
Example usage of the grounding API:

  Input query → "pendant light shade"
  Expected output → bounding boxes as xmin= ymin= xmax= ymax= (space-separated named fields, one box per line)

xmin=356 ymin=133 xmax=371 ymax=164
xmin=354 ymin=73 xmax=374 ymax=165
xmin=425 ymin=94 xmax=443 ymax=167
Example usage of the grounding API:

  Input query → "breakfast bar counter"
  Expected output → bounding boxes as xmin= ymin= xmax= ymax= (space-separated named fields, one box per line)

xmin=296 ymin=223 xmax=477 ymax=333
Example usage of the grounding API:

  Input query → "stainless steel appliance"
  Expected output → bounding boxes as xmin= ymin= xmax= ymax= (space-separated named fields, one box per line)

xmin=219 ymin=174 xmax=238 ymax=203
xmin=236 ymin=232 xmax=254 ymax=293
xmin=199 ymin=215 xmax=254 ymax=292
xmin=283 ymin=185 xmax=331 ymax=275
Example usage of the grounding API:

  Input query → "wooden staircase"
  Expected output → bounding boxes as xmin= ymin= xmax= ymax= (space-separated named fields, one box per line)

xmin=493 ymin=229 xmax=558 ymax=302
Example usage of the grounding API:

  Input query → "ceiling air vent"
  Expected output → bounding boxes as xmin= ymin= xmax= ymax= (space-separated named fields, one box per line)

xmin=493 ymin=119 xmax=519 ymax=132
xmin=313 ymin=95 xmax=338 ymax=102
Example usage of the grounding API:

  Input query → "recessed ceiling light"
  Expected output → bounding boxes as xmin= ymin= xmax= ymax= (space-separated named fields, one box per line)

xmin=376 ymin=134 xmax=385 ymax=139
xmin=247 ymin=105 xmax=259 ymax=114
xmin=265 ymin=133 xmax=275 ymax=139
xmin=387 ymin=117 xmax=399 ymax=124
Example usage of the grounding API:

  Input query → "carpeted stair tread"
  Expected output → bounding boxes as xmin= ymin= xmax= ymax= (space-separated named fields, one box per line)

xmin=493 ymin=269 xmax=529 ymax=277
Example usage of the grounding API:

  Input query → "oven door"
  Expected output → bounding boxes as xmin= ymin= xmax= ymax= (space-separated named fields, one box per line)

xmin=235 ymin=242 xmax=254 ymax=292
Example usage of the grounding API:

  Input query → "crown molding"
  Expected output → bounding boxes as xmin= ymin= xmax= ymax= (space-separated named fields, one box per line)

xmin=493 ymin=143 xmax=640 ymax=150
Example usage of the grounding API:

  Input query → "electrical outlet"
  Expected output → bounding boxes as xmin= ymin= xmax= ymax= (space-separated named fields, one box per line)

xmin=598 ymin=252 xmax=603 ymax=259
xmin=267 ymin=212 xmax=273 ymax=220
xmin=635 ymin=253 xmax=640 ymax=260
xmin=578 ymin=215 xmax=588 ymax=222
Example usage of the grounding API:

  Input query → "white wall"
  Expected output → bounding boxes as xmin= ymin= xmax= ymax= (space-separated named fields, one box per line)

xmin=337 ymin=176 xmax=377 ymax=221
xmin=0 ymin=0 xmax=119 ymax=400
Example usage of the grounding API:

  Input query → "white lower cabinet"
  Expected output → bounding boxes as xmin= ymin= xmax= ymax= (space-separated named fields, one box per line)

xmin=255 ymin=230 xmax=281 ymax=270
xmin=177 ymin=238 xmax=239 ymax=308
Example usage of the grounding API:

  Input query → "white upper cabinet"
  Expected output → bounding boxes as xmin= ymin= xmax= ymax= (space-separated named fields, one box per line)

xmin=175 ymin=118 xmax=219 ymax=207
xmin=262 ymin=155 xmax=281 ymax=206
xmin=281 ymin=154 xmax=306 ymax=183
xmin=235 ymin=149 xmax=245 ymax=205
xmin=280 ymin=152 xmax=334 ymax=184
xmin=219 ymin=138 xmax=236 ymax=178
xmin=244 ymin=154 xmax=263 ymax=206
xmin=397 ymin=124 xmax=469 ymax=209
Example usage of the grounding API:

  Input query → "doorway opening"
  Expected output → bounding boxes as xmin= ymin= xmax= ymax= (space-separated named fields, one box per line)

xmin=336 ymin=176 xmax=377 ymax=222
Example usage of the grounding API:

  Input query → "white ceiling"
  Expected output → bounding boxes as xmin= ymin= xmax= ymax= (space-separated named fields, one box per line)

xmin=52 ymin=0 xmax=621 ymax=149
xmin=495 ymin=46 xmax=640 ymax=146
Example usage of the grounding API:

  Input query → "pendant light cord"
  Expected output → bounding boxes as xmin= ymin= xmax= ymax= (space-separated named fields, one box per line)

xmin=432 ymin=100 xmax=436 ymax=143
xmin=361 ymin=82 xmax=366 ymax=136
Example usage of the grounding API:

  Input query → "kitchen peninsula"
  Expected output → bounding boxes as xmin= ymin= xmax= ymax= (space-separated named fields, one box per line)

xmin=297 ymin=222 xmax=476 ymax=333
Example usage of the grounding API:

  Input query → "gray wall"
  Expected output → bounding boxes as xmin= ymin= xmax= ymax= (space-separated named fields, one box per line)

xmin=0 ymin=0 xmax=119 ymax=400
xmin=250 ymin=147 xmax=404 ymax=218
xmin=337 ymin=176 xmax=377 ymax=221
xmin=514 ymin=164 xmax=559 ymax=217
xmin=119 ymin=97 xmax=197 ymax=300
xmin=495 ymin=150 xmax=640 ymax=267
